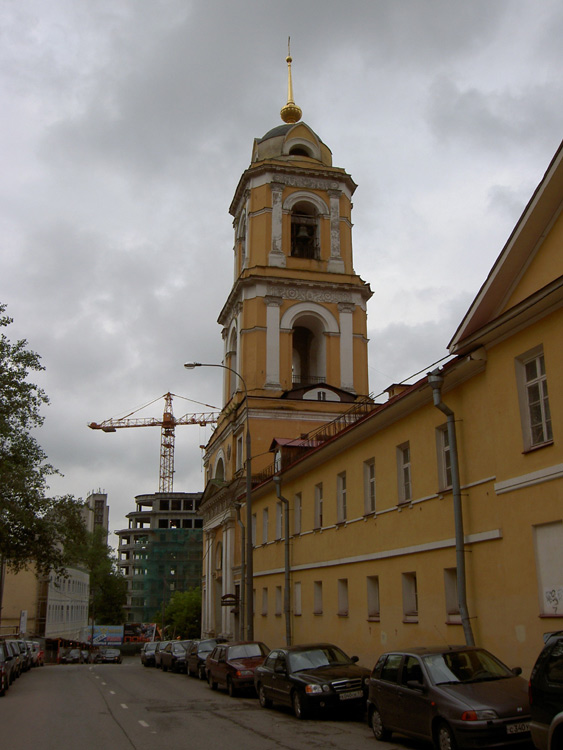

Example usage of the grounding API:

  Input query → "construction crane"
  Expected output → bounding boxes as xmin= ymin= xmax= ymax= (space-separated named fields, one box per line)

xmin=89 ymin=392 xmax=219 ymax=493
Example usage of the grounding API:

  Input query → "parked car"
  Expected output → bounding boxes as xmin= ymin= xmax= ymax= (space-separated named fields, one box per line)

xmin=60 ymin=648 xmax=83 ymax=664
xmin=187 ymin=638 xmax=228 ymax=680
xmin=254 ymin=642 xmax=370 ymax=719
xmin=367 ymin=645 xmax=530 ymax=749
xmin=141 ymin=641 xmax=158 ymax=667
xmin=17 ymin=640 xmax=33 ymax=671
xmin=0 ymin=641 xmax=13 ymax=695
xmin=161 ymin=641 xmax=191 ymax=673
xmin=529 ymin=630 xmax=563 ymax=750
xmin=207 ymin=641 xmax=270 ymax=696
xmin=154 ymin=641 xmax=171 ymax=669
xmin=29 ymin=641 xmax=44 ymax=667
xmin=5 ymin=640 xmax=23 ymax=679
xmin=93 ymin=648 xmax=122 ymax=664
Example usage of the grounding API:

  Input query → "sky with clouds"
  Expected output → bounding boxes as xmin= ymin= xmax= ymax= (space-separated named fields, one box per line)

xmin=1 ymin=0 xmax=562 ymax=546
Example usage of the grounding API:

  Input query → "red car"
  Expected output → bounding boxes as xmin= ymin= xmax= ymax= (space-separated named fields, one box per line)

xmin=206 ymin=641 xmax=270 ymax=696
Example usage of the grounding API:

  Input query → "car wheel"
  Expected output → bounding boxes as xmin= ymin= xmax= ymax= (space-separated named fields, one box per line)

xmin=198 ymin=665 xmax=206 ymax=680
xmin=258 ymin=684 xmax=272 ymax=709
xmin=208 ymin=672 xmax=218 ymax=690
xmin=292 ymin=691 xmax=308 ymax=720
xmin=162 ymin=663 xmax=168 ymax=672
xmin=227 ymin=677 xmax=237 ymax=697
xmin=436 ymin=722 xmax=457 ymax=750
xmin=370 ymin=706 xmax=391 ymax=742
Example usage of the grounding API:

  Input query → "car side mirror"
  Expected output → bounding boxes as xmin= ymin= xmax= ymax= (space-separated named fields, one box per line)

xmin=274 ymin=664 xmax=286 ymax=674
xmin=511 ymin=667 xmax=522 ymax=676
xmin=351 ymin=655 xmax=359 ymax=663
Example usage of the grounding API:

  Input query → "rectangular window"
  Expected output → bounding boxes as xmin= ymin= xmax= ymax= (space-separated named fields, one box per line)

xmin=293 ymin=493 xmax=302 ymax=535
xmin=436 ymin=425 xmax=452 ymax=490
xmin=294 ymin=581 xmax=302 ymax=616
xmin=313 ymin=580 xmax=323 ymax=615
xmin=261 ymin=587 xmax=268 ymax=616
xmin=275 ymin=585 xmax=283 ymax=616
xmin=444 ymin=568 xmax=460 ymax=623
xmin=363 ymin=458 xmax=376 ymax=514
xmin=235 ymin=433 xmax=244 ymax=471
xmin=337 ymin=472 xmax=347 ymax=523
xmin=367 ymin=575 xmax=380 ymax=620
xmin=275 ymin=501 xmax=283 ymax=540
xmin=517 ymin=350 xmax=553 ymax=449
xmin=533 ymin=521 xmax=563 ymax=615
xmin=314 ymin=483 xmax=323 ymax=529
xmin=397 ymin=442 xmax=412 ymax=503
xmin=402 ymin=571 xmax=418 ymax=622
xmin=262 ymin=508 xmax=269 ymax=544
xmin=337 ymin=578 xmax=349 ymax=616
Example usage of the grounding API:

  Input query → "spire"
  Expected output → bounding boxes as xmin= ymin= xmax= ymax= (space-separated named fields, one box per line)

xmin=280 ymin=37 xmax=302 ymax=124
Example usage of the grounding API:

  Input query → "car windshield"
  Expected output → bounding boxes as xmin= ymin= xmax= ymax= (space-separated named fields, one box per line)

xmin=423 ymin=649 xmax=513 ymax=685
xmin=104 ymin=649 xmax=119 ymax=656
xmin=289 ymin=646 xmax=352 ymax=672
xmin=228 ymin=643 xmax=268 ymax=660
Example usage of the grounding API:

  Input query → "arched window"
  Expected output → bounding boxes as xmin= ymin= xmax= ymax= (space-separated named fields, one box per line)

xmin=214 ymin=457 xmax=225 ymax=481
xmin=291 ymin=314 xmax=326 ymax=386
xmin=226 ymin=328 xmax=238 ymax=398
xmin=291 ymin=201 xmax=319 ymax=259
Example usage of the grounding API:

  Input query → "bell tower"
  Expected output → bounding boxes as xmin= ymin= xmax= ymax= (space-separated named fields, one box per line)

xmin=198 ymin=48 xmax=373 ymax=641
xmin=219 ymin=50 xmax=372 ymax=404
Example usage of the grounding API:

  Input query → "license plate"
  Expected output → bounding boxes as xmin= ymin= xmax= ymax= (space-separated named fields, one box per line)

xmin=339 ymin=690 xmax=364 ymax=700
xmin=506 ymin=722 xmax=530 ymax=734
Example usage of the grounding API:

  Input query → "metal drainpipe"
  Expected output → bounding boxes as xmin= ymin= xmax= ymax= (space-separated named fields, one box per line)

xmin=273 ymin=476 xmax=292 ymax=646
xmin=427 ymin=368 xmax=475 ymax=646
xmin=234 ymin=502 xmax=245 ymax=640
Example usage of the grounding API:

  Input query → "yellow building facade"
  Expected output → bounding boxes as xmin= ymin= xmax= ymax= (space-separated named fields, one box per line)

xmin=247 ymin=141 xmax=563 ymax=676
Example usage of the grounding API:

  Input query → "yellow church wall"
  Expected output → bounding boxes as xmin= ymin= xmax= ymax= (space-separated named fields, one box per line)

xmin=246 ymin=211 xmax=271 ymax=267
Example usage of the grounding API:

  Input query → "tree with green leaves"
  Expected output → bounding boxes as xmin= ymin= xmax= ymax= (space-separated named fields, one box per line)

xmin=84 ymin=527 xmax=127 ymax=625
xmin=0 ymin=303 xmax=87 ymax=577
xmin=163 ymin=588 xmax=202 ymax=639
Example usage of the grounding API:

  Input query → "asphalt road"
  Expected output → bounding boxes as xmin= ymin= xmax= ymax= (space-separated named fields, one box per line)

xmin=5 ymin=657 xmax=535 ymax=750
xmin=0 ymin=657 xmax=434 ymax=750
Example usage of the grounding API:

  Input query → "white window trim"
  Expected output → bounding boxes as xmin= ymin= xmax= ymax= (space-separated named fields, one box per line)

xmin=363 ymin=458 xmax=376 ymax=514
xmin=515 ymin=347 xmax=553 ymax=451
xmin=397 ymin=442 xmax=412 ymax=504
xmin=337 ymin=471 xmax=347 ymax=524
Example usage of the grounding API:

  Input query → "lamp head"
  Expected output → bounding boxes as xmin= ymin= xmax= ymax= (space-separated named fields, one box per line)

xmin=183 ymin=362 xmax=201 ymax=370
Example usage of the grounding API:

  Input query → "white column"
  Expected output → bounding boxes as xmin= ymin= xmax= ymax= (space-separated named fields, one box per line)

xmin=265 ymin=296 xmax=282 ymax=388
xmin=268 ymin=183 xmax=286 ymax=267
xmin=328 ymin=189 xmax=345 ymax=273
xmin=222 ymin=523 xmax=234 ymax=636
xmin=338 ymin=303 xmax=355 ymax=392
xmin=205 ymin=533 xmax=214 ymax=635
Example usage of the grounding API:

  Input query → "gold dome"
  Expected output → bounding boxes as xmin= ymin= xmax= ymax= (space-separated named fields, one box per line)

xmin=280 ymin=46 xmax=302 ymax=124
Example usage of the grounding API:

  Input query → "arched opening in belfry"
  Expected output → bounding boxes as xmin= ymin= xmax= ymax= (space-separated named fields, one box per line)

xmin=290 ymin=201 xmax=319 ymax=259
xmin=291 ymin=315 xmax=326 ymax=386
xmin=226 ymin=328 xmax=238 ymax=398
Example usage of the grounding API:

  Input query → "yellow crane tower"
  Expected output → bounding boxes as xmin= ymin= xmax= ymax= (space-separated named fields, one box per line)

xmin=88 ymin=392 xmax=219 ymax=493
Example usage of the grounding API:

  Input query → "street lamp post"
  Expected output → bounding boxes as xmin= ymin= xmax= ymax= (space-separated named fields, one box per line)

xmin=184 ymin=361 xmax=253 ymax=640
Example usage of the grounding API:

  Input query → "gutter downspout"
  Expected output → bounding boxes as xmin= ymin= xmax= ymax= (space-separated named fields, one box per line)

xmin=428 ymin=368 xmax=475 ymax=646
xmin=273 ymin=476 xmax=292 ymax=647
xmin=234 ymin=503 xmax=245 ymax=640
